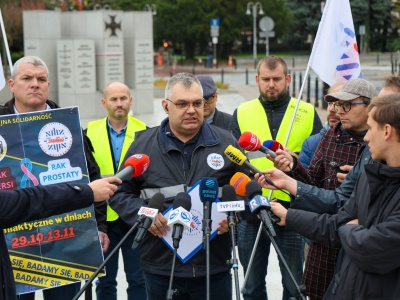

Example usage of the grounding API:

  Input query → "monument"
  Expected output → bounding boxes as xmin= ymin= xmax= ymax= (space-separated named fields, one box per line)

xmin=22 ymin=8 xmax=154 ymax=124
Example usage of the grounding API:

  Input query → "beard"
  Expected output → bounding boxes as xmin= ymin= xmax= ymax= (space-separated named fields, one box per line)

xmin=259 ymin=87 xmax=288 ymax=102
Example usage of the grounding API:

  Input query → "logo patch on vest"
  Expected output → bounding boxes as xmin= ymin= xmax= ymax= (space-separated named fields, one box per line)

xmin=207 ymin=153 xmax=224 ymax=170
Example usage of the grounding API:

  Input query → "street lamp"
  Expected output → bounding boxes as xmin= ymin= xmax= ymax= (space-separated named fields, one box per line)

xmin=144 ymin=3 xmax=157 ymax=15
xmin=246 ymin=2 xmax=264 ymax=64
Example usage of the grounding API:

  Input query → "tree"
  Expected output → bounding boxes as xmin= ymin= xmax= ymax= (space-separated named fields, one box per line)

xmin=112 ymin=0 xmax=292 ymax=59
xmin=281 ymin=0 xmax=321 ymax=50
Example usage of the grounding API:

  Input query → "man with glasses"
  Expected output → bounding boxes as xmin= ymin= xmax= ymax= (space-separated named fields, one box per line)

xmin=197 ymin=75 xmax=232 ymax=129
xmin=260 ymin=92 xmax=400 ymax=300
xmin=299 ymin=82 xmax=343 ymax=169
xmin=108 ymin=72 xmax=247 ymax=299
xmin=272 ymin=77 xmax=377 ymax=300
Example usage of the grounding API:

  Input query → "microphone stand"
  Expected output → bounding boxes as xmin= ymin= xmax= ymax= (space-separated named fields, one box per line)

xmin=202 ymin=202 xmax=212 ymax=300
xmin=72 ymin=220 xmax=141 ymax=300
xmin=166 ymin=248 xmax=179 ymax=299
xmin=225 ymin=212 xmax=240 ymax=300
xmin=241 ymin=218 xmax=307 ymax=300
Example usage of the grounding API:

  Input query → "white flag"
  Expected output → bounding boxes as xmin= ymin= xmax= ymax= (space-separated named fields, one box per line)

xmin=309 ymin=0 xmax=361 ymax=86
xmin=0 ymin=53 xmax=5 ymax=91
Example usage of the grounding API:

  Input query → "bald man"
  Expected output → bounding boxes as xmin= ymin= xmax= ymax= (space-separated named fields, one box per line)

xmin=86 ymin=82 xmax=147 ymax=300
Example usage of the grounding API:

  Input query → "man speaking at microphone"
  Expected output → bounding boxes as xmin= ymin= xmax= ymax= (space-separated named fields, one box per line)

xmin=229 ymin=56 xmax=322 ymax=300
xmin=109 ymin=73 xmax=247 ymax=300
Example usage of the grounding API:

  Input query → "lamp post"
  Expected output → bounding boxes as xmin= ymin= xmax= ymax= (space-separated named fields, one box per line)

xmin=144 ymin=3 xmax=157 ymax=15
xmin=246 ymin=2 xmax=264 ymax=65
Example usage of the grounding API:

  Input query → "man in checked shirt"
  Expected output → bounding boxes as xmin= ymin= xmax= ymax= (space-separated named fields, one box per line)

xmin=272 ymin=78 xmax=377 ymax=300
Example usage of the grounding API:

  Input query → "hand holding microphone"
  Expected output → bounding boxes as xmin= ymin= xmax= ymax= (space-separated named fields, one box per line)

xmin=224 ymin=145 xmax=277 ymax=188
xmin=115 ymin=154 xmax=150 ymax=181
xmin=263 ymin=140 xmax=295 ymax=172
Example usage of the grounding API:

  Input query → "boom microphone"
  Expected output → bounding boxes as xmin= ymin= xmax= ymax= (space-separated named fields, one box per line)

xmin=132 ymin=192 xmax=165 ymax=249
xmin=238 ymin=132 xmax=277 ymax=158
xmin=246 ymin=181 xmax=277 ymax=236
xmin=167 ymin=193 xmax=192 ymax=249
xmin=230 ymin=172 xmax=251 ymax=197
xmin=224 ymin=145 xmax=276 ymax=187
xmin=115 ymin=154 xmax=150 ymax=181
xmin=263 ymin=140 xmax=284 ymax=153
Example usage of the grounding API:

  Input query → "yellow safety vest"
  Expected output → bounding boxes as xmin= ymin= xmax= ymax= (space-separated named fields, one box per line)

xmin=87 ymin=115 xmax=146 ymax=221
xmin=237 ymin=98 xmax=315 ymax=201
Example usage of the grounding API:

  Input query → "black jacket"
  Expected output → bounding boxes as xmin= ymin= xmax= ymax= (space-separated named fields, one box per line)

xmin=0 ymin=184 xmax=93 ymax=300
xmin=210 ymin=108 xmax=232 ymax=129
xmin=109 ymin=118 xmax=247 ymax=277
xmin=0 ymin=98 xmax=107 ymax=232
xmin=287 ymin=162 xmax=400 ymax=299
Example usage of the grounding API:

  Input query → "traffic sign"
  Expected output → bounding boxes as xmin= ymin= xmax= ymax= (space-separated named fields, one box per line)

xmin=210 ymin=18 xmax=220 ymax=26
xmin=259 ymin=31 xmax=275 ymax=38
xmin=259 ymin=16 xmax=274 ymax=32
xmin=210 ymin=18 xmax=220 ymax=37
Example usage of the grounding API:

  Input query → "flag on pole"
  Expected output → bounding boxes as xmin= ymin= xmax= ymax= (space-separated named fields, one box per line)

xmin=0 ymin=53 xmax=5 ymax=91
xmin=309 ymin=0 xmax=361 ymax=86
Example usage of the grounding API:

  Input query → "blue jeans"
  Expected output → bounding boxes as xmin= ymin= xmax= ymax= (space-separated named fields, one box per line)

xmin=18 ymin=282 xmax=81 ymax=300
xmin=143 ymin=271 xmax=232 ymax=300
xmin=96 ymin=219 xmax=146 ymax=300
xmin=237 ymin=221 xmax=304 ymax=300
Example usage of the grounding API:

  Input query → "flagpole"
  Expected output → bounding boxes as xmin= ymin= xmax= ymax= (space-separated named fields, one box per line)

xmin=0 ymin=9 xmax=13 ymax=73
xmin=283 ymin=64 xmax=312 ymax=147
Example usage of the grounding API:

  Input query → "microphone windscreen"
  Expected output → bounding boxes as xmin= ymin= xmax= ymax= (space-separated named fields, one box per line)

xmin=224 ymin=145 xmax=247 ymax=166
xmin=173 ymin=192 xmax=192 ymax=211
xmin=263 ymin=140 xmax=284 ymax=152
xmin=238 ymin=132 xmax=261 ymax=151
xmin=199 ymin=177 xmax=219 ymax=202
xmin=221 ymin=185 xmax=237 ymax=202
xmin=230 ymin=172 xmax=251 ymax=196
xmin=148 ymin=192 xmax=165 ymax=211
xmin=245 ymin=181 xmax=262 ymax=199
xmin=124 ymin=154 xmax=150 ymax=177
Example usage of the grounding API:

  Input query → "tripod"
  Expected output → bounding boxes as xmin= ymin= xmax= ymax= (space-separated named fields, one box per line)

xmin=225 ymin=213 xmax=240 ymax=300
xmin=241 ymin=219 xmax=306 ymax=300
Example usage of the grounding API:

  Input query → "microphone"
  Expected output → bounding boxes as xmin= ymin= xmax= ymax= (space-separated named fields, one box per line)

xmin=217 ymin=185 xmax=244 ymax=224
xmin=224 ymin=145 xmax=276 ymax=187
xmin=230 ymin=172 xmax=251 ymax=197
xmin=199 ymin=177 xmax=219 ymax=244
xmin=115 ymin=154 xmax=150 ymax=181
xmin=263 ymin=140 xmax=284 ymax=153
xmin=246 ymin=181 xmax=278 ymax=236
xmin=167 ymin=193 xmax=192 ymax=249
xmin=199 ymin=177 xmax=219 ymax=220
xmin=238 ymin=132 xmax=277 ymax=158
xmin=217 ymin=185 xmax=245 ymax=213
xmin=132 ymin=192 xmax=165 ymax=249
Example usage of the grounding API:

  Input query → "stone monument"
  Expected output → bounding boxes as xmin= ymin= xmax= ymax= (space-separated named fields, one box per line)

xmin=22 ymin=9 xmax=154 ymax=124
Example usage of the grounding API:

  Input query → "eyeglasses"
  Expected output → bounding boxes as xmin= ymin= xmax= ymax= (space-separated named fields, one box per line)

xmin=333 ymin=101 xmax=365 ymax=113
xmin=166 ymin=98 xmax=204 ymax=110
xmin=204 ymin=94 xmax=216 ymax=104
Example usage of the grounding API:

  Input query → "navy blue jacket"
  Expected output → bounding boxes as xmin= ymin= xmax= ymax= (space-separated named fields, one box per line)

xmin=109 ymin=118 xmax=247 ymax=277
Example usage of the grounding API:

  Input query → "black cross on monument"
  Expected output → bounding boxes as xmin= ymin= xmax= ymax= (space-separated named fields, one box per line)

xmin=105 ymin=15 xmax=121 ymax=37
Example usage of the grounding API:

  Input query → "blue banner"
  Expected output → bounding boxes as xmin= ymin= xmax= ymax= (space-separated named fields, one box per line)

xmin=0 ymin=107 xmax=104 ymax=294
